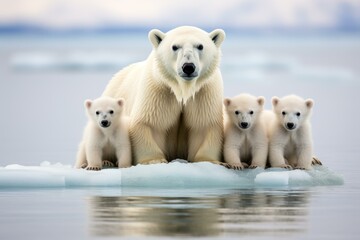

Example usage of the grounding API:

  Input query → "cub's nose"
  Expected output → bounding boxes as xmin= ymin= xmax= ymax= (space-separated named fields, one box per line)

xmin=286 ymin=122 xmax=295 ymax=129
xmin=240 ymin=122 xmax=249 ymax=129
xmin=182 ymin=63 xmax=196 ymax=75
xmin=101 ymin=120 xmax=110 ymax=128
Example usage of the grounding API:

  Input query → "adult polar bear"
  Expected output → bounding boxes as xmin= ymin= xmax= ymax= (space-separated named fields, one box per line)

xmin=103 ymin=26 xmax=226 ymax=165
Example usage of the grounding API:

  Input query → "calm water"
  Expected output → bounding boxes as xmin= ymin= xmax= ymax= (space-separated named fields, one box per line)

xmin=0 ymin=32 xmax=359 ymax=239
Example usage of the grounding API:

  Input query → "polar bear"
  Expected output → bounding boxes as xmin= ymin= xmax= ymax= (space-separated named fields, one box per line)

xmin=75 ymin=97 xmax=131 ymax=170
xmin=102 ymin=26 xmax=226 ymax=165
xmin=223 ymin=94 xmax=268 ymax=170
xmin=269 ymin=95 xmax=314 ymax=170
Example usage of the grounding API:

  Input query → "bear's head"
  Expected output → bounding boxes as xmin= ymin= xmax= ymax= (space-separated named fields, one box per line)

xmin=224 ymin=94 xmax=265 ymax=131
xmin=84 ymin=97 xmax=124 ymax=129
xmin=272 ymin=95 xmax=314 ymax=131
xmin=148 ymin=26 xmax=225 ymax=102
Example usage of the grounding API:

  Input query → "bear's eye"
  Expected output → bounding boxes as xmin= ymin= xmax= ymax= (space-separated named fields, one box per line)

xmin=197 ymin=44 xmax=203 ymax=50
xmin=296 ymin=112 xmax=301 ymax=117
xmin=96 ymin=111 xmax=100 ymax=115
xmin=249 ymin=110 xmax=254 ymax=115
xmin=235 ymin=110 xmax=240 ymax=115
xmin=282 ymin=111 xmax=286 ymax=116
xmin=109 ymin=110 xmax=114 ymax=114
xmin=172 ymin=45 xmax=179 ymax=51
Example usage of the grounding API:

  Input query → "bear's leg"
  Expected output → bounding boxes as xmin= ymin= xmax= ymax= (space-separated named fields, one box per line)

xmin=224 ymin=146 xmax=244 ymax=170
xmin=130 ymin=123 xmax=168 ymax=165
xmin=223 ymin=142 xmax=245 ymax=170
xmin=116 ymin=144 xmax=132 ymax=168
xmin=223 ymin=130 xmax=244 ymax=170
xmin=250 ymin=144 xmax=268 ymax=169
xmin=85 ymin=145 xmax=103 ymax=171
xmin=75 ymin=141 xmax=87 ymax=169
xmin=189 ymin=127 xmax=222 ymax=165
xmin=295 ymin=145 xmax=313 ymax=170
xmin=269 ymin=144 xmax=292 ymax=169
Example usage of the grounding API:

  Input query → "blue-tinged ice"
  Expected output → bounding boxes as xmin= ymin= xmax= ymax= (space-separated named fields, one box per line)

xmin=0 ymin=160 xmax=343 ymax=188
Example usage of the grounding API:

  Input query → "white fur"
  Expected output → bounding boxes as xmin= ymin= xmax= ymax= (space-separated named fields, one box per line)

xmin=75 ymin=97 xmax=131 ymax=170
xmin=223 ymin=94 xmax=268 ymax=169
xmin=268 ymin=95 xmax=314 ymax=170
xmin=102 ymin=26 xmax=226 ymax=165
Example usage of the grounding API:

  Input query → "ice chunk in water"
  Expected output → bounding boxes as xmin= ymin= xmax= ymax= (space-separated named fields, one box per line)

xmin=0 ymin=161 xmax=343 ymax=188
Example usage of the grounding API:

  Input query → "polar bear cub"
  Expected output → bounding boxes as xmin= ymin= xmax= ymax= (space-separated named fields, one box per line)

xmin=269 ymin=95 xmax=314 ymax=170
xmin=75 ymin=96 xmax=131 ymax=170
xmin=223 ymin=94 xmax=268 ymax=170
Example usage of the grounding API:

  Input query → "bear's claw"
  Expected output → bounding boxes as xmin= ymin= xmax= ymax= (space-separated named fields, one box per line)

xmin=80 ymin=163 xmax=88 ymax=169
xmin=102 ymin=160 xmax=115 ymax=168
xmin=86 ymin=166 xmax=101 ymax=171
xmin=312 ymin=157 xmax=322 ymax=166
xmin=279 ymin=164 xmax=293 ymax=170
xmin=221 ymin=162 xmax=245 ymax=170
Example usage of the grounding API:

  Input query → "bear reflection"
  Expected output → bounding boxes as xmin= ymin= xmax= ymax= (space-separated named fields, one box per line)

xmin=87 ymin=190 xmax=309 ymax=237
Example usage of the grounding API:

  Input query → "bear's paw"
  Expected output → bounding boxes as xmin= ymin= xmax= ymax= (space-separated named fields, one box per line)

xmin=140 ymin=159 xmax=168 ymax=165
xmin=85 ymin=166 xmax=102 ymax=171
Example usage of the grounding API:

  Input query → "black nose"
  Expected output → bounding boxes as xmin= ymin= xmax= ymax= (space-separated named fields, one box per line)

xmin=287 ymin=122 xmax=295 ymax=129
xmin=240 ymin=122 xmax=249 ymax=128
xmin=101 ymin=120 xmax=109 ymax=127
xmin=182 ymin=63 xmax=196 ymax=75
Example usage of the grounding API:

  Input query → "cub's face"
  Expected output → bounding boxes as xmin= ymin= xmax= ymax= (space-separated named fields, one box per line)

xmin=272 ymin=95 xmax=314 ymax=131
xmin=148 ymin=26 xmax=225 ymax=82
xmin=224 ymin=94 xmax=265 ymax=131
xmin=85 ymin=97 xmax=124 ymax=129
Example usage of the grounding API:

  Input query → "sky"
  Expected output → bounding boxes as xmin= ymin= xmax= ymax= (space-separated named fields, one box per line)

xmin=0 ymin=0 xmax=359 ymax=31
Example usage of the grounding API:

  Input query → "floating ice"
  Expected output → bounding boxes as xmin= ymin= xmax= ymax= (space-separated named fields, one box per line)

xmin=222 ymin=53 xmax=354 ymax=82
xmin=0 ymin=161 xmax=121 ymax=188
xmin=0 ymin=161 xmax=343 ymax=188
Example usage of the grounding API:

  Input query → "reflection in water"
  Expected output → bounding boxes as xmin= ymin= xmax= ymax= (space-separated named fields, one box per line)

xmin=87 ymin=189 xmax=309 ymax=237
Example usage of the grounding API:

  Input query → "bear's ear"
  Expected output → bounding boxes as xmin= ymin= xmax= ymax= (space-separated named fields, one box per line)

xmin=149 ymin=29 xmax=165 ymax=48
xmin=272 ymin=96 xmax=280 ymax=106
xmin=84 ymin=99 xmax=92 ymax=109
xmin=224 ymin=98 xmax=231 ymax=107
xmin=305 ymin=98 xmax=314 ymax=109
xmin=209 ymin=29 xmax=225 ymax=47
xmin=257 ymin=96 xmax=265 ymax=106
xmin=117 ymin=98 xmax=125 ymax=107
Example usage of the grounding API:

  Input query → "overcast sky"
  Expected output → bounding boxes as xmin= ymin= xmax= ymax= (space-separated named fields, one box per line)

xmin=0 ymin=0 xmax=359 ymax=30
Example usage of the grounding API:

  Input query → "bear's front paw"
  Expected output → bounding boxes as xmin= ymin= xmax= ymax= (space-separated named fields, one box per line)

xmin=102 ymin=160 xmax=115 ymax=168
xmin=295 ymin=165 xmax=311 ymax=170
xmin=274 ymin=164 xmax=292 ymax=170
xmin=80 ymin=163 xmax=88 ymax=169
xmin=222 ymin=162 xmax=245 ymax=170
xmin=117 ymin=161 xmax=132 ymax=168
xmin=249 ymin=164 xmax=259 ymax=169
xmin=86 ymin=166 xmax=102 ymax=171
xmin=241 ymin=162 xmax=249 ymax=168
xmin=140 ymin=159 xmax=168 ymax=165
xmin=312 ymin=157 xmax=322 ymax=166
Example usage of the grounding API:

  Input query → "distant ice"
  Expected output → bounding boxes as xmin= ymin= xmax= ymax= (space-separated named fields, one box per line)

xmin=9 ymin=51 xmax=137 ymax=71
xmin=222 ymin=53 xmax=354 ymax=82
xmin=9 ymin=51 xmax=354 ymax=82
xmin=0 ymin=160 xmax=343 ymax=188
